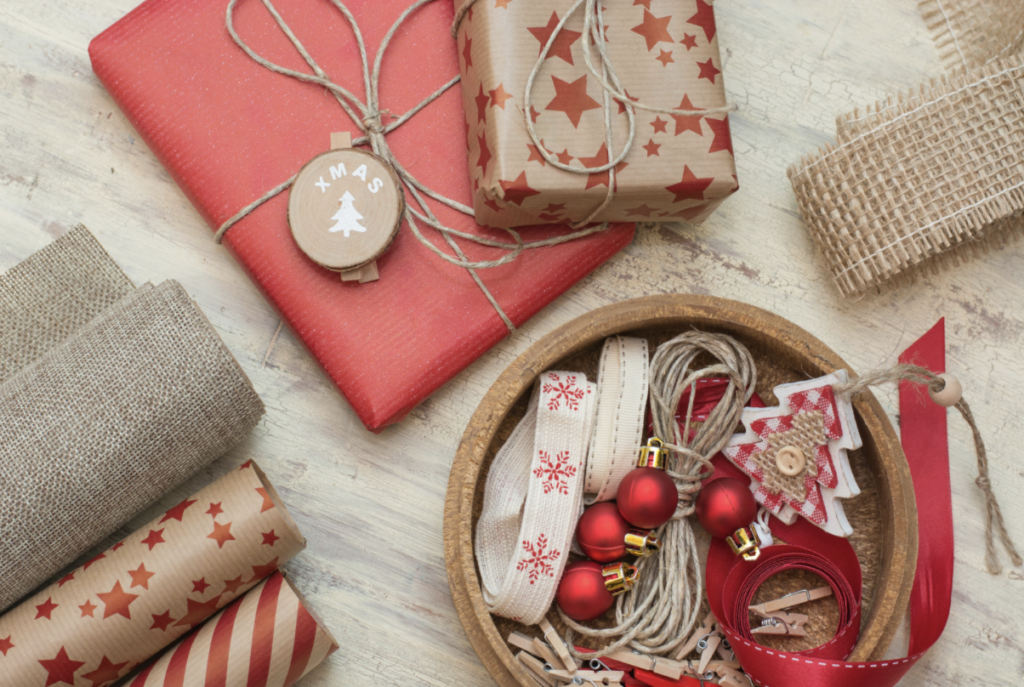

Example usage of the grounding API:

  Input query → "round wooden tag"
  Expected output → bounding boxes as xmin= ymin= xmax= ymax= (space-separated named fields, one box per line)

xmin=287 ymin=147 xmax=404 ymax=271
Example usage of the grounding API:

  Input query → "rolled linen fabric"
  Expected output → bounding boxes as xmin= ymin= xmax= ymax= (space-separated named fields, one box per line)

xmin=0 ymin=226 xmax=264 ymax=611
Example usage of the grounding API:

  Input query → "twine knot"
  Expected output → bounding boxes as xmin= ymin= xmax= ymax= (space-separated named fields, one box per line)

xmin=362 ymin=113 xmax=385 ymax=134
xmin=976 ymin=475 xmax=991 ymax=490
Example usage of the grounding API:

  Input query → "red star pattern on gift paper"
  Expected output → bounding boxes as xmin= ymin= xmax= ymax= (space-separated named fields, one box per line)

xmin=672 ymin=95 xmax=703 ymax=136
xmin=489 ymin=83 xmax=513 ymax=109
xmin=666 ymin=166 xmax=714 ymax=203
xmin=516 ymin=534 xmax=560 ymax=584
xmin=140 ymin=529 xmax=165 ymax=550
xmin=39 ymin=647 xmax=85 ymax=686
xmin=81 ymin=656 xmax=129 ymax=687
xmin=528 ymin=105 xmax=541 ymax=123
xmin=631 ymin=9 xmax=673 ymax=51
xmin=616 ymin=89 xmax=640 ymax=114
xmin=499 ymin=171 xmax=541 ymax=205
xmin=128 ymin=563 xmax=155 ymax=590
xmin=626 ymin=203 xmax=658 ymax=217
xmin=681 ymin=33 xmax=698 ymax=50
xmin=159 ymin=498 xmax=196 ymax=524
xmin=533 ymin=450 xmax=578 ymax=495
xmin=192 ymin=577 xmax=211 ymax=594
xmin=111 ymin=542 xmax=124 ymax=552
xmin=240 ymin=460 xmax=252 ymax=470
xmin=656 ymin=49 xmax=674 ymax=66
xmin=477 ymin=133 xmax=493 ymax=175
xmin=79 ymin=600 xmax=97 ymax=618
xmin=633 ymin=0 xmax=653 ymax=8
xmin=222 ymin=576 xmax=246 ymax=595
xmin=687 ymin=0 xmax=716 ymax=41
xmin=544 ymin=203 xmax=566 ymax=213
xmin=546 ymin=75 xmax=600 ymax=127
xmin=526 ymin=141 xmax=547 ymax=166
xmin=495 ymin=0 xmax=511 ymax=8
xmin=173 ymin=594 xmax=223 ymax=629
xmin=0 ymin=635 xmax=13 ymax=656
xmin=255 ymin=487 xmax=275 ymax=513
xmin=98 ymin=581 xmax=138 ymax=620
xmin=248 ymin=558 xmax=280 ymax=584
xmin=528 ymin=12 xmax=581 ymax=65
xmin=150 ymin=610 xmax=175 ymax=631
xmin=208 ymin=521 xmax=236 ymax=548
xmin=474 ymin=85 xmax=489 ymax=124
xmin=206 ymin=502 xmax=224 ymax=518
xmin=642 ymin=138 xmax=661 ymax=156
xmin=667 ymin=203 xmax=711 ymax=221
xmin=577 ymin=143 xmax=628 ymax=190
xmin=651 ymin=116 xmax=668 ymax=134
xmin=58 ymin=572 xmax=75 ymax=587
xmin=706 ymin=116 xmax=733 ymax=156
xmin=555 ymin=149 xmax=574 ymax=165
xmin=538 ymin=213 xmax=562 ymax=221
xmin=462 ymin=36 xmax=472 ymax=68
xmin=697 ymin=58 xmax=720 ymax=83
xmin=262 ymin=530 xmax=281 ymax=547
xmin=483 ymin=198 xmax=502 ymax=212
xmin=35 ymin=598 xmax=58 ymax=620
xmin=83 ymin=552 xmax=106 ymax=570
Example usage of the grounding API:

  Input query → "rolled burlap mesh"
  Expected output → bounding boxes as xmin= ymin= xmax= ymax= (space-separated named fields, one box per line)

xmin=0 ymin=226 xmax=264 ymax=611
xmin=919 ymin=0 xmax=1024 ymax=69
xmin=788 ymin=55 xmax=1024 ymax=297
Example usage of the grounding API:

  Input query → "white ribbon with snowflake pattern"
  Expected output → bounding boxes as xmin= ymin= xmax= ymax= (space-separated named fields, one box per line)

xmin=476 ymin=370 xmax=597 ymax=625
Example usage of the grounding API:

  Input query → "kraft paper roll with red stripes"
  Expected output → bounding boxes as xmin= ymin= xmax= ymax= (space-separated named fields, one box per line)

xmin=128 ymin=572 xmax=337 ymax=687
xmin=0 ymin=461 xmax=305 ymax=686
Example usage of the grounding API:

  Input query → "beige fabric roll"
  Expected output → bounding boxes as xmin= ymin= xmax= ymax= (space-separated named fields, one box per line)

xmin=0 ymin=226 xmax=264 ymax=612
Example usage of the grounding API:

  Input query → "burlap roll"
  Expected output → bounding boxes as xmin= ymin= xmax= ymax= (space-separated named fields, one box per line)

xmin=788 ymin=55 xmax=1024 ymax=297
xmin=0 ymin=226 xmax=264 ymax=611
xmin=919 ymin=0 xmax=1024 ymax=69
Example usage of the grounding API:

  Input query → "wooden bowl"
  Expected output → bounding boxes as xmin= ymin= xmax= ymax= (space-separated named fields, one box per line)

xmin=443 ymin=295 xmax=918 ymax=687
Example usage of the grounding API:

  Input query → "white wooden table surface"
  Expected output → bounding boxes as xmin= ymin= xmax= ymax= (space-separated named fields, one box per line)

xmin=2 ymin=0 xmax=1023 ymax=685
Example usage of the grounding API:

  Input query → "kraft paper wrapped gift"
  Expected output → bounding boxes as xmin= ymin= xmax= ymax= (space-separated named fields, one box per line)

xmin=89 ymin=0 xmax=636 ymax=432
xmin=453 ymin=0 xmax=738 ymax=228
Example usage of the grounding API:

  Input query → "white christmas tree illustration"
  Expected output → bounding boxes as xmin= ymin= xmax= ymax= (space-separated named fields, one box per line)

xmin=329 ymin=191 xmax=368 ymax=237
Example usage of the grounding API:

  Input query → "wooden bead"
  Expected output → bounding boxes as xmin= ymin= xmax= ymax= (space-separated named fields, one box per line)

xmin=928 ymin=373 xmax=962 ymax=407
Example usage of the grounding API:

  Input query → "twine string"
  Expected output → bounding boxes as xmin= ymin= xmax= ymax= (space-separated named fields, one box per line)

xmin=834 ymin=363 xmax=1022 ymax=575
xmin=559 ymin=331 xmax=757 ymax=658
xmin=219 ymin=0 xmax=616 ymax=333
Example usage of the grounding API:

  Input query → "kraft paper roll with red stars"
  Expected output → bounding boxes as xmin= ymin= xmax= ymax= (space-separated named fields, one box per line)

xmin=127 ymin=572 xmax=338 ymax=687
xmin=0 ymin=460 xmax=305 ymax=687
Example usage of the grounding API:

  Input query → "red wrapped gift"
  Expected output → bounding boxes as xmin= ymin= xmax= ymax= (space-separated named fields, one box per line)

xmin=89 ymin=0 xmax=635 ymax=431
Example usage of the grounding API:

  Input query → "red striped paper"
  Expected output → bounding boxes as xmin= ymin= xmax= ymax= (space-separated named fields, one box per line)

xmin=130 ymin=572 xmax=337 ymax=687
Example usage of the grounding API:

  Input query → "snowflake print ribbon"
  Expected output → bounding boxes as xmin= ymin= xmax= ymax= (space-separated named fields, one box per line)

xmin=534 ymin=450 xmax=579 ymax=495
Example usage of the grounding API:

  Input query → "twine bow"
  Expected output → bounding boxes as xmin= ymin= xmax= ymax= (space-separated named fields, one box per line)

xmin=453 ymin=0 xmax=736 ymax=226
xmin=218 ymin=0 xmax=613 ymax=332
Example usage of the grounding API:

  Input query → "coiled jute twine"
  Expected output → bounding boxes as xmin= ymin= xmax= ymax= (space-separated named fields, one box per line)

xmin=560 ymin=331 xmax=758 ymax=658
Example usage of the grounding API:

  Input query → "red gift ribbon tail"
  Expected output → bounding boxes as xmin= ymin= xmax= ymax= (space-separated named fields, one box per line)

xmin=697 ymin=319 xmax=953 ymax=687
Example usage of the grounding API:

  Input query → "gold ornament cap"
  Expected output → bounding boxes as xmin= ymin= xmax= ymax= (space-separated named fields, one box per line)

xmin=624 ymin=529 xmax=662 ymax=557
xmin=726 ymin=525 xmax=762 ymax=561
xmin=602 ymin=562 xmax=640 ymax=596
xmin=637 ymin=437 xmax=668 ymax=470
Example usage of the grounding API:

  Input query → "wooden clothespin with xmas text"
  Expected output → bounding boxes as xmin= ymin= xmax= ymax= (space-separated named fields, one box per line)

xmin=286 ymin=131 xmax=404 ymax=284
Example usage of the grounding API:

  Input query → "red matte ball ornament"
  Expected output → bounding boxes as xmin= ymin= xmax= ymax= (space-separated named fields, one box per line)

xmin=616 ymin=438 xmax=678 ymax=530
xmin=556 ymin=561 xmax=639 ymax=621
xmin=577 ymin=503 xmax=662 ymax=562
xmin=696 ymin=477 xmax=762 ymax=561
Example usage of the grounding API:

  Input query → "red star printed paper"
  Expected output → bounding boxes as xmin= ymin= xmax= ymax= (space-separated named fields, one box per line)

xmin=457 ymin=0 xmax=736 ymax=228
xmin=721 ymin=372 xmax=863 ymax=537
xmin=0 ymin=461 xmax=306 ymax=685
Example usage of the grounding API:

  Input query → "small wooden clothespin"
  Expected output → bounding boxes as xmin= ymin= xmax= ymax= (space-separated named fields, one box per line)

xmin=604 ymin=648 xmax=683 ymax=680
xmin=538 ymin=618 xmax=577 ymax=674
xmin=517 ymin=651 xmax=558 ymax=687
xmin=696 ymin=631 xmax=722 ymax=674
xmin=715 ymin=664 xmax=751 ymax=687
xmin=545 ymin=668 xmax=625 ymax=686
xmin=747 ymin=586 xmax=832 ymax=616
xmin=674 ymin=611 xmax=717 ymax=660
xmin=750 ymin=610 xmax=808 ymax=636
xmin=507 ymin=630 xmax=564 ymax=668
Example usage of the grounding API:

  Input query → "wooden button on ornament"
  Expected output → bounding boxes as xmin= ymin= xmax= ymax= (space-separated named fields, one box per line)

xmin=775 ymin=446 xmax=806 ymax=476
xmin=287 ymin=132 xmax=404 ymax=283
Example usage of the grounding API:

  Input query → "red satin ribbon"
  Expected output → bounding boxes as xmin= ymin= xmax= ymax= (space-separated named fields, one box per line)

xmin=698 ymin=320 xmax=952 ymax=687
